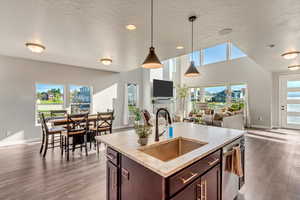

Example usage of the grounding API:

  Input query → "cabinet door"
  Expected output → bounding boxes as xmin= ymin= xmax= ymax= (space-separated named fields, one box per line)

xmin=120 ymin=155 xmax=163 ymax=200
xmin=107 ymin=161 xmax=118 ymax=200
xmin=200 ymin=164 xmax=221 ymax=200
xmin=171 ymin=179 xmax=199 ymax=200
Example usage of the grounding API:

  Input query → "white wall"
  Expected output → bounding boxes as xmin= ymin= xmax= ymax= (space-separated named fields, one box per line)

xmin=181 ymin=56 xmax=273 ymax=128
xmin=0 ymin=55 xmax=143 ymax=145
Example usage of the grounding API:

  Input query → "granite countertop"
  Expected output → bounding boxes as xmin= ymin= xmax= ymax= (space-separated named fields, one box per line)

xmin=96 ymin=123 xmax=245 ymax=177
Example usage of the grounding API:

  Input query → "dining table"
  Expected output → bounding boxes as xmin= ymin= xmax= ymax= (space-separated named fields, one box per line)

xmin=49 ymin=113 xmax=114 ymax=127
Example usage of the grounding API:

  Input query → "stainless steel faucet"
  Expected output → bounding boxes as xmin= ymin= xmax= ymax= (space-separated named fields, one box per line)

xmin=155 ymin=108 xmax=172 ymax=142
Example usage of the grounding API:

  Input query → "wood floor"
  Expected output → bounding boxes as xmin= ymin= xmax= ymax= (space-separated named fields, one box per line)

xmin=0 ymin=132 xmax=300 ymax=200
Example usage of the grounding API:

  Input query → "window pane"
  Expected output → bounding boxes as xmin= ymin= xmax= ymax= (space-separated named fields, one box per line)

xmin=128 ymin=83 xmax=138 ymax=116
xmin=287 ymin=92 xmax=300 ymax=100
xmin=204 ymin=86 xmax=227 ymax=109
xmin=287 ymin=104 xmax=300 ymax=112
xmin=203 ymin=43 xmax=227 ymax=65
xmin=287 ymin=116 xmax=300 ymax=124
xmin=190 ymin=88 xmax=201 ymax=102
xmin=70 ymin=85 xmax=91 ymax=114
xmin=150 ymin=68 xmax=163 ymax=82
xmin=287 ymin=81 xmax=300 ymax=88
xmin=231 ymin=43 xmax=247 ymax=59
xmin=36 ymin=84 xmax=64 ymax=122
xmin=169 ymin=58 xmax=177 ymax=81
xmin=188 ymin=51 xmax=200 ymax=66
xmin=231 ymin=84 xmax=247 ymax=102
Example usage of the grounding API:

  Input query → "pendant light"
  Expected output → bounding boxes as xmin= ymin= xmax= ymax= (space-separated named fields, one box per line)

xmin=142 ymin=0 xmax=162 ymax=69
xmin=184 ymin=16 xmax=200 ymax=77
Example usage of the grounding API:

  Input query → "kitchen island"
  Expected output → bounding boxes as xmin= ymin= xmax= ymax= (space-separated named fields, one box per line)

xmin=96 ymin=123 xmax=245 ymax=200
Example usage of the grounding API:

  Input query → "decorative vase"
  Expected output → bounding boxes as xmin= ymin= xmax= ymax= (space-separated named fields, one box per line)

xmin=138 ymin=137 xmax=148 ymax=146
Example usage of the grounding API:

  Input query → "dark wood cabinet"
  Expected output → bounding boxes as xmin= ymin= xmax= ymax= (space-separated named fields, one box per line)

xmin=200 ymin=164 xmax=221 ymax=200
xmin=170 ymin=179 xmax=199 ymax=200
xmin=107 ymin=161 xmax=118 ymax=200
xmin=120 ymin=155 xmax=164 ymax=200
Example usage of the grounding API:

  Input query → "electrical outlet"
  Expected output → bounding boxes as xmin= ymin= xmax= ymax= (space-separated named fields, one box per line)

xmin=6 ymin=131 xmax=11 ymax=137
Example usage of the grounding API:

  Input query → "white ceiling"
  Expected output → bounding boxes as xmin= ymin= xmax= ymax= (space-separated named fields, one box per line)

xmin=0 ymin=0 xmax=299 ymax=72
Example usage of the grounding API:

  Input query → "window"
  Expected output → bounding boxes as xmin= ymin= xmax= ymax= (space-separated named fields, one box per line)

xmin=69 ymin=85 xmax=92 ymax=114
xmin=231 ymin=84 xmax=246 ymax=102
xmin=204 ymin=86 xmax=227 ymax=109
xmin=188 ymin=51 xmax=201 ymax=67
xmin=169 ymin=58 xmax=177 ymax=81
xmin=150 ymin=68 xmax=163 ymax=82
xmin=203 ymin=43 xmax=227 ymax=65
xmin=128 ymin=83 xmax=138 ymax=115
xmin=231 ymin=43 xmax=247 ymax=59
xmin=36 ymin=84 xmax=64 ymax=123
xmin=287 ymin=81 xmax=300 ymax=88
xmin=190 ymin=88 xmax=201 ymax=102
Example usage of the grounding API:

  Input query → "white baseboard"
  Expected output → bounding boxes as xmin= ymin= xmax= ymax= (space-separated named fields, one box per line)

xmin=0 ymin=138 xmax=40 ymax=148
xmin=250 ymin=125 xmax=271 ymax=129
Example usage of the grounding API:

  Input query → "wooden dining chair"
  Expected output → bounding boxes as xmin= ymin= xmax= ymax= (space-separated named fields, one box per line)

xmin=49 ymin=110 xmax=67 ymax=148
xmin=61 ymin=113 xmax=89 ymax=161
xmin=39 ymin=113 xmax=65 ymax=157
xmin=90 ymin=111 xmax=114 ymax=153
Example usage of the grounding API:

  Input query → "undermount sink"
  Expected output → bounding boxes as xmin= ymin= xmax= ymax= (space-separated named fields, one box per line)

xmin=139 ymin=137 xmax=208 ymax=162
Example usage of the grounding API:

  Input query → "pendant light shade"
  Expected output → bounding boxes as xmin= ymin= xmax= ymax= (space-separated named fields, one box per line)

xmin=184 ymin=61 xmax=199 ymax=77
xmin=184 ymin=16 xmax=200 ymax=77
xmin=142 ymin=47 xmax=162 ymax=69
xmin=142 ymin=0 xmax=162 ymax=69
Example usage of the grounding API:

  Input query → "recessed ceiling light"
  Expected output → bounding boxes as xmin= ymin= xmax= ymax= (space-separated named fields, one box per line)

xmin=126 ymin=24 xmax=136 ymax=30
xmin=281 ymin=51 xmax=300 ymax=60
xmin=288 ymin=65 xmax=300 ymax=71
xmin=176 ymin=46 xmax=184 ymax=50
xmin=218 ymin=28 xmax=233 ymax=35
xmin=25 ymin=42 xmax=46 ymax=53
xmin=98 ymin=57 xmax=112 ymax=65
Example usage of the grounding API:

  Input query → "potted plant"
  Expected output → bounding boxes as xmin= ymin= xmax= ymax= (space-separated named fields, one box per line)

xmin=134 ymin=124 xmax=152 ymax=146
xmin=131 ymin=106 xmax=142 ymax=125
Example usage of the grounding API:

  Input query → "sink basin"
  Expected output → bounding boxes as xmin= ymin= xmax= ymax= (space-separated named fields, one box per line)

xmin=139 ymin=137 xmax=208 ymax=162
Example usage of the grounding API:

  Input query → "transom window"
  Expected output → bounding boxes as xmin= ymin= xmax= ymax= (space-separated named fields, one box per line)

xmin=203 ymin=43 xmax=228 ymax=65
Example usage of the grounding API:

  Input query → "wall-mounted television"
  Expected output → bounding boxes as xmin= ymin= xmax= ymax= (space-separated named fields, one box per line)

xmin=153 ymin=79 xmax=173 ymax=98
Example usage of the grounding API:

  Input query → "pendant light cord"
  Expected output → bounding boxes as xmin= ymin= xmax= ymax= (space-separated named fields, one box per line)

xmin=151 ymin=0 xmax=153 ymax=47
xmin=191 ymin=19 xmax=194 ymax=61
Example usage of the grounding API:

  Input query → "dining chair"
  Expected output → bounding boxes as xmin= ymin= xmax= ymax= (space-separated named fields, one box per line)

xmin=61 ymin=113 xmax=89 ymax=161
xmin=49 ymin=110 xmax=67 ymax=148
xmin=39 ymin=113 xmax=65 ymax=157
xmin=90 ymin=111 xmax=114 ymax=153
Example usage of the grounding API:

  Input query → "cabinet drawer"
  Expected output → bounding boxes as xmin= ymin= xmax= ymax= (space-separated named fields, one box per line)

xmin=168 ymin=150 xmax=221 ymax=197
xmin=106 ymin=147 xmax=119 ymax=166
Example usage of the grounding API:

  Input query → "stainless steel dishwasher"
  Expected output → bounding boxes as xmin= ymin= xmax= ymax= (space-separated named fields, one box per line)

xmin=222 ymin=136 xmax=245 ymax=200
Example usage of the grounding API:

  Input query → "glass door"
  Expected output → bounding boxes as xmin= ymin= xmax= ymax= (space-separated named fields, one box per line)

xmin=280 ymin=75 xmax=300 ymax=129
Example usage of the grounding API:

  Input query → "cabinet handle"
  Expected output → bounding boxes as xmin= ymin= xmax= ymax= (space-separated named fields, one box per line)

xmin=106 ymin=153 xmax=115 ymax=160
xmin=203 ymin=180 xmax=207 ymax=200
xmin=208 ymin=158 xmax=219 ymax=166
xmin=196 ymin=181 xmax=206 ymax=200
xmin=196 ymin=183 xmax=202 ymax=200
xmin=180 ymin=172 xmax=198 ymax=184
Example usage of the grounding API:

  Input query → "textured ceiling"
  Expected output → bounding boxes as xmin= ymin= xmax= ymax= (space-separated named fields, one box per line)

xmin=0 ymin=0 xmax=299 ymax=72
